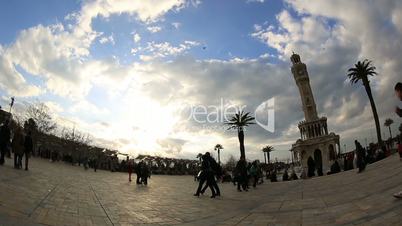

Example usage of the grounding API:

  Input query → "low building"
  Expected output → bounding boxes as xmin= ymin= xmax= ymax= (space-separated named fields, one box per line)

xmin=0 ymin=109 xmax=12 ymax=125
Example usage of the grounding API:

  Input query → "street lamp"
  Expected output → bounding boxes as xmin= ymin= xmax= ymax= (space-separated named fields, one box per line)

xmin=9 ymin=97 xmax=14 ymax=113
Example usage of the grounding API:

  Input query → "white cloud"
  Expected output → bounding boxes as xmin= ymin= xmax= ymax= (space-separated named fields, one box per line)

xmin=133 ymin=33 xmax=141 ymax=43
xmin=140 ymin=40 xmax=200 ymax=60
xmin=70 ymin=99 xmax=110 ymax=116
xmin=253 ymin=24 xmax=262 ymax=31
xmin=99 ymin=34 xmax=115 ymax=45
xmin=0 ymin=0 xmax=189 ymax=99
xmin=247 ymin=0 xmax=265 ymax=3
xmin=3 ymin=0 xmax=402 ymax=161
xmin=41 ymin=101 xmax=64 ymax=118
xmin=147 ymin=26 xmax=162 ymax=33
xmin=75 ymin=0 xmax=187 ymax=35
xmin=0 ymin=52 xmax=43 ymax=97
xmin=172 ymin=22 xmax=181 ymax=29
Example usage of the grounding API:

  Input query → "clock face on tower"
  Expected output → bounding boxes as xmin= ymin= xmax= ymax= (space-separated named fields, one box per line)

xmin=298 ymin=69 xmax=304 ymax=75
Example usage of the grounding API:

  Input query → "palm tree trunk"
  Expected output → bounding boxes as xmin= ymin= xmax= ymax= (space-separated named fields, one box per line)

xmin=267 ymin=152 xmax=270 ymax=164
xmin=238 ymin=128 xmax=245 ymax=160
xmin=264 ymin=152 xmax=267 ymax=164
xmin=388 ymin=126 xmax=392 ymax=140
xmin=364 ymin=82 xmax=383 ymax=147
xmin=218 ymin=149 xmax=221 ymax=165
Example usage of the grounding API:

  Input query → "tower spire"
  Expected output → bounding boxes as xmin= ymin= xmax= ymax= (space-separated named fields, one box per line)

xmin=290 ymin=53 xmax=318 ymax=121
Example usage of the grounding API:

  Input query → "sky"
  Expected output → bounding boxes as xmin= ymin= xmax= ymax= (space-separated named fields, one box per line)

xmin=0 ymin=0 xmax=401 ymax=162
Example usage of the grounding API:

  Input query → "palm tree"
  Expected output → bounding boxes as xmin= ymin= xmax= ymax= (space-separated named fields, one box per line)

xmin=384 ymin=118 xmax=394 ymax=139
xmin=347 ymin=59 xmax=382 ymax=146
xmin=214 ymin=144 xmax=223 ymax=165
xmin=262 ymin=145 xmax=274 ymax=164
xmin=225 ymin=110 xmax=255 ymax=160
xmin=262 ymin=148 xmax=267 ymax=164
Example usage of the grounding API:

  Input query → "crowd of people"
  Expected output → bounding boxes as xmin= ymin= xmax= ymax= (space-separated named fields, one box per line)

xmin=192 ymin=152 xmax=301 ymax=199
xmin=134 ymin=160 xmax=151 ymax=185
xmin=232 ymin=159 xmax=266 ymax=191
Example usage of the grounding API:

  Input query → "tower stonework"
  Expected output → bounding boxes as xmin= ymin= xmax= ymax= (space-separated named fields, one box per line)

xmin=290 ymin=53 xmax=340 ymax=176
xmin=291 ymin=54 xmax=318 ymax=122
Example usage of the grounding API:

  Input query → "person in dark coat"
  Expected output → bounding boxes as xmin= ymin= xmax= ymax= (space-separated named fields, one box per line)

xmin=140 ymin=162 xmax=150 ymax=185
xmin=327 ymin=160 xmax=341 ymax=175
xmin=307 ymin=156 xmax=315 ymax=177
xmin=250 ymin=161 xmax=259 ymax=187
xmin=12 ymin=128 xmax=24 ymax=169
xmin=0 ymin=120 xmax=10 ymax=165
xmin=270 ymin=169 xmax=278 ymax=182
xmin=282 ymin=169 xmax=290 ymax=181
xmin=355 ymin=140 xmax=366 ymax=173
xmin=235 ymin=158 xmax=248 ymax=192
xmin=194 ymin=154 xmax=216 ymax=198
xmin=136 ymin=161 xmax=143 ymax=184
xmin=205 ymin=152 xmax=220 ymax=196
xmin=127 ymin=156 xmax=133 ymax=182
xmin=392 ymin=82 xmax=402 ymax=198
xmin=200 ymin=152 xmax=221 ymax=196
xmin=24 ymin=131 xmax=33 ymax=171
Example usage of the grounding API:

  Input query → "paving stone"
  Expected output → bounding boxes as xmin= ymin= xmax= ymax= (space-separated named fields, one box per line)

xmin=0 ymin=155 xmax=401 ymax=225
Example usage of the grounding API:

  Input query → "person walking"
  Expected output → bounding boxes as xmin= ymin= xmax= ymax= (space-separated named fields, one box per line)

xmin=136 ymin=161 xmax=143 ymax=184
xmin=355 ymin=140 xmax=366 ymax=173
xmin=393 ymin=82 xmax=402 ymax=198
xmin=235 ymin=158 xmax=248 ymax=192
xmin=127 ymin=156 xmax=133 ymax=182
xmin=205 ymin=152 xmax=220 ymax=196
xmin=24 ymin=131 xmax=33 ymax=171
xmin=199 ymin=153 xmax=221 ymax=196
xmin=194 ymin=154 xmax=216 ymax=198
xmin=12 ymin=128 xmax=24 ymax=169
xmin=250 ymin=161 xmax=259 ymax=187
xmin=0 ymin=120 xmax=10 ymax=165
xmin=140 ymin=162 xmax=150 ymax=185
xmin=93 ymin=155 xmax=98 ymax=172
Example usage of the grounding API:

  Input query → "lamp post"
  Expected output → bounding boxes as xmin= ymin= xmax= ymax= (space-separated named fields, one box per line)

xmin=9 ymin=97 xmax=14 ymax=113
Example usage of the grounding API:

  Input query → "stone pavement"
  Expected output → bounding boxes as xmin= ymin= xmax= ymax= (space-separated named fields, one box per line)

xmin=0 ymin=155 xmax=402 ymax=226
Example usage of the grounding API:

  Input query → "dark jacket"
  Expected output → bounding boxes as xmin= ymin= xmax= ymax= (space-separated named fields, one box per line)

xmin=12 ymin=131 xmax=24 ymax=155
xmin=24 ymin=134 xmax=33 ymax=153
xmin=235 ymin=159 xmax=247 ymax=177
xmin=0 ymin=124 xmax=10 ymax=148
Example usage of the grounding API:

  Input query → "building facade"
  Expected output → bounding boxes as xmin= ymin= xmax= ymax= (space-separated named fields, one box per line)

xmin=290 ymin=53 xmax=340 ymax=175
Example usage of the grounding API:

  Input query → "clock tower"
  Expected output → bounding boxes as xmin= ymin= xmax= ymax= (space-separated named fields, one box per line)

xmin=289 ymin=53 xmax=340 ymax=177
xmin=290 ymin=53 xmax=318 ymax=122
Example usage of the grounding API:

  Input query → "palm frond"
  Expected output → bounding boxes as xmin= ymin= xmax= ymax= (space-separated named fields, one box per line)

xmin=224 ymin=110 xmax=255 ymax=129
xmin=347 ymin=59 xmax=378 ymax=85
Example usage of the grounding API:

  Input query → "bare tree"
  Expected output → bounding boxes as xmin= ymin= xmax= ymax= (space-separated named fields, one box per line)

xmin=60 ymin=126 xmax=93 ymax=165
xmin=61 ymin=127 xmax=92 ymax=145
xmin=25 ymin=102 xmax=57 ymax=134
xmin=224 ymin=155 xmax=237 ymax=171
